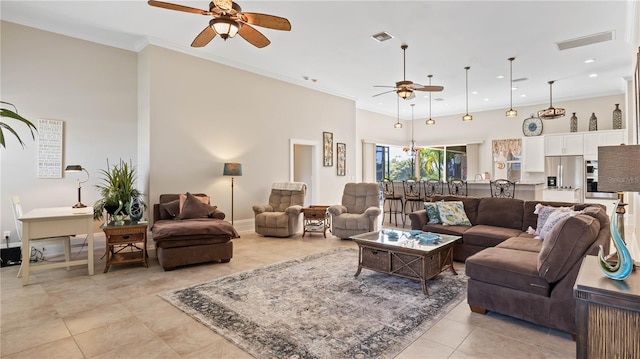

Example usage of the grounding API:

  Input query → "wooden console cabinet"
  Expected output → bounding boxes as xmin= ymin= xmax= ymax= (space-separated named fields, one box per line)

xmin=574 ymin=255 xmax=640 ymax=358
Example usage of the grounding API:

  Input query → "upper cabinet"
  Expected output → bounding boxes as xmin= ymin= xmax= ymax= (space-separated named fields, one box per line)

xmin=522 ymin=136 xmax=545 ymax=172
xmin=583 ymin=129 xmax=626 ymax=156
xmin=545 ymin=133 xmax=584 ymax=156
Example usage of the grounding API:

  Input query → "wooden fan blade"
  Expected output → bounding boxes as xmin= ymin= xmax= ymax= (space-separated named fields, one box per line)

xmin=372 ymin=89 xmax=396 ymax=97
xmin=238 ymin=24 xmax=270 ymax=48
xmin=191 ymin=26 xmax=217 ymax=47
xmin=373 ymin=85 xmax=397 ymax=88
xmin=241 ymin=13 xmax=291 ymax=31
xmin=147 ymin=0 xmax=210 ymax=15
xmin=414 ymin=85 xmax=444 ymax=92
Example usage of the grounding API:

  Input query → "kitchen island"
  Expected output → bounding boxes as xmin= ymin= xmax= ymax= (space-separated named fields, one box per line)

xmin=464 ymin=180 xmax=544 ymax=201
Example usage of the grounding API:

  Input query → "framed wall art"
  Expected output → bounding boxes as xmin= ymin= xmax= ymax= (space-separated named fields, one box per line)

xmin=37 ymin=119 xmax=64 ymax=178
xmin=337 ymin=142 xmax=346 ymax=176
xmin=323 ymin=131 xmax=333 ymax=167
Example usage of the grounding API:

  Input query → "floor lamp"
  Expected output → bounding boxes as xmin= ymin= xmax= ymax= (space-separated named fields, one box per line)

xmin=65 ymin=165 xmax=89 ymax=208
xmin=223 ymin=163 xmax=242 ymax=225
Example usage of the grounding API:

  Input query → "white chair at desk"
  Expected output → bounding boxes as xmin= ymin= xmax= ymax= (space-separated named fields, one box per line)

xmin=13 ymin=197 xmax=95 ymax=285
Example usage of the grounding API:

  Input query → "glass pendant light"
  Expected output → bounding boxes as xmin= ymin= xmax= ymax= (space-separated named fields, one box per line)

xmin=505 ymin=57 xmax=518 ymax=118
xmin=462 ymin=66 xmax=472 ymax=122
xmin=426 ymin=74 xmax=435 ymax=125
xmin=393 ymin=96 xmax=403 ymax=128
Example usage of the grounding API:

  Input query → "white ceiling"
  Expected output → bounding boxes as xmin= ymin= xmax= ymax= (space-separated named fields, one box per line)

xmin=2 ymin=1 xmax=638 ymax=120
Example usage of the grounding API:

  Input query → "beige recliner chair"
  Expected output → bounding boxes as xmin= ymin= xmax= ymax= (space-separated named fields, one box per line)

xmin=328 ymin=183 xmax=381 ymax=239
xmin=252 ymin=182 xmax=307 ymax=237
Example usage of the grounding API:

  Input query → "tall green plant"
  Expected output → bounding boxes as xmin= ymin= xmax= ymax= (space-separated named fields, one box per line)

xmin=0 ymin=101 xmax=37 ymax=149
xmin=93 ymin=159 xmax=144 ymax=220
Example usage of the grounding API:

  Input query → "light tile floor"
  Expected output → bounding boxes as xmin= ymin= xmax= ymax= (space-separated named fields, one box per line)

xmin=0 ymin=228 xmax=575 ymax=358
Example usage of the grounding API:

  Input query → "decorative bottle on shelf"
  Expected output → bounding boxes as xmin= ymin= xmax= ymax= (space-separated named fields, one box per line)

xmin=589 ymin=113 xmax=598 ymax=131
xmin=570 ymin=112 xmax=578 ymax=132
xmin=612 ymin=104 xmax=622 ymax=129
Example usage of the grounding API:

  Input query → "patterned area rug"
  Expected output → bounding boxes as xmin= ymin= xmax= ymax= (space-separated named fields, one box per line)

xmin=161 ymin=247 xmax=467 ymax=359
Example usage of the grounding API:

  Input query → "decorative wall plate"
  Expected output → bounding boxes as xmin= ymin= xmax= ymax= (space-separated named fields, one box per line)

xmin=522 ymin=116 xmax=543 ymax=136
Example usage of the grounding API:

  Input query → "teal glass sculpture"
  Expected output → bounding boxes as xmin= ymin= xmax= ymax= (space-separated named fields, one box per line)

xmin=597 ymin=204 xmax=633 ymax=281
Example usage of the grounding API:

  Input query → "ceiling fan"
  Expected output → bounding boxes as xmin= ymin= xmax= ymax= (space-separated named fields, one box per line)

xmin=373 ymin=44 xmax=444 ymax=100
xmin=147 ymin=0 xmax=291 ymax=48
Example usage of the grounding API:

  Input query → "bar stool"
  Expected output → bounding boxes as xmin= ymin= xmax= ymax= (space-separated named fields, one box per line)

xmin=423 ymin=179 xmax=443 ymax=199
xmin=490 ymin=179 xmax=516 ymax=198
xmin=380 ymin=179 xmax=404 ymax=227
xmin=403 ymin=180 xmax=424 ymax=223
xmin=448 ymin=179 xmax=468 ymax=196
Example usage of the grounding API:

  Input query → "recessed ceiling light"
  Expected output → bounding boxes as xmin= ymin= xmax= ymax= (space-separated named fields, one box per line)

xmin=520 ymin=94 xmax=527 ymax=97
xmin=511 ymin=87 xmax=518 ymax=90
xmin=589 ymin=73 xmax=598 ymax=78
xmin=423 ymin=95 xmax=429 ymax=98
xmin=584 ymin=59 xmax=596 ymax=64
xmin=472 ymin=91 xmax=478 ymax=95
xmin=484 ymin=98 xmax=489 ymax=101
xmin=496 ymin=75 xmax=505 ymax=79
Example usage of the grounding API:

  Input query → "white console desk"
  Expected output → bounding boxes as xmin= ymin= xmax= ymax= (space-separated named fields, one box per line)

xmin=18 ymin=206 xmax=94 ymax=285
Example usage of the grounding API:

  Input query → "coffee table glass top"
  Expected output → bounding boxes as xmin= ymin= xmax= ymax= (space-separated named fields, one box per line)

xmin=350 ymin=229 xmax=460 ymax=252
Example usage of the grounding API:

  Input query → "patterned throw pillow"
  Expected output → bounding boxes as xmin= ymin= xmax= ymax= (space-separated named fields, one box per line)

xmin=424 ymin=202 xmax=441 ymax=224
xmin=534 ymin=204 xmax=574 ymax=236
xmin=436 ymin=201 xmax=471 ymax=226
xmin=537 ymin=210 xmax=580 ymax=240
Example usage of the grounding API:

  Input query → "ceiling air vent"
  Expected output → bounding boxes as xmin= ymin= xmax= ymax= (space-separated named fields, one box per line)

xmin=556 ymin=31 xmax=615 ymax=51
xmin=371 ymin=31 xmax=394 ymax=43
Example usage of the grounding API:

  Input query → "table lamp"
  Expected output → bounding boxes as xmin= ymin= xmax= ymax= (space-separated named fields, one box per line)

xmin=223 ymin=163 xmax=242 ymax=225
xmin=597 ymin=144 xmax=640 ymax=279
xmin=65 ymin=165 xmax=89 ymax=208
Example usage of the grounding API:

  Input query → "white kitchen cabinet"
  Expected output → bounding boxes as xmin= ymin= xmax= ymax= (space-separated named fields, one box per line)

xmin=522 ymin=136 xmax=545 ymax=172
xmin=545 ymin=133 xmax=584 ymax=156
xmin=583 ymin=129 xmax=626 ymax=156
xmin=542 ymin=188 xmax=582 ymax=202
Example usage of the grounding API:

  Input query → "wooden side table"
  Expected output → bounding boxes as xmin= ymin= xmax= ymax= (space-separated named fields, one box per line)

xmin=574 ymin=255 xmax=640 ymax=358
xmin=101 ymin=220 xmax=148 ymax=273
xmin=301 ymin=205 xmax=330 ymax=238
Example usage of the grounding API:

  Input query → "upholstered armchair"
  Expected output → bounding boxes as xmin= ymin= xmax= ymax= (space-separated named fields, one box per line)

xmin=328 ymin=183 xmax=381 ymax=239
xmin=252 ymin=182 xmax=307 ymax=237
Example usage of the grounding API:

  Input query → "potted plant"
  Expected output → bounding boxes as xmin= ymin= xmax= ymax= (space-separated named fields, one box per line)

xmin=1 ymin=101 xmax=37 ymax=149
xmin=93 ymin=159 xmax=145 ymax=221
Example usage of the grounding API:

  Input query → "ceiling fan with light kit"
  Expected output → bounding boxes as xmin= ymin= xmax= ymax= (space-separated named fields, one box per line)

xmin=373 ymin=44 xmax=444 ymax=100
xmin=147 ymin=0 xmax=291 ymax=48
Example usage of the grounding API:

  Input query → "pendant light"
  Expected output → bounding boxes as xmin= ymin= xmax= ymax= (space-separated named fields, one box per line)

xmin=410 ymin=104 xmax=416 ymax=156
xmin=505 ymin=57 xmax=518 ymax=118
xmin=462 ymin=66 xmax=472 ymax=122
xmin=538 ymin=81 xmax=566 ymax=119
xmin=393 ymin=96 xmax=403 ymax=128
xmin=426 ymin=74 xmax=435 ymax=125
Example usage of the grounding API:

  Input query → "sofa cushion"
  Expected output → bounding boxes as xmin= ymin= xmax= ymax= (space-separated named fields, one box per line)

xmin=466 ymin=247 xmax=551 ymax=296
xmin=463 ymin=225 xmax=524 ymax=248
xmin=179 ymin=193 xmax=210 ymax=211
xmin=431 ymin=195 xmax=481 ymax=225
xmin=178 ymin=193 xmax=213 ymax=220
xmin=522 ymin=201 xmax=604 ymax=232
xmin=423 ymin=223 xmax=470 ymax=236
xmin=475 ymin=198 xmax=524 ymax=230
xmin=496 ymin=237 xmax=543 ymax=253
xmin=538 ymin=210 xmax=581 ymax=240
xmin=437 ymin=201 xmax=472 ymax=226
xmin=533 ymin=204 xmax=574 ymax=236
xmin=424 ymin=202 xmax=442 ymax=224
xmin=537 ymin=214 xmax=600 ymax=283
xmin=159 ymin=199 xmax=180 ymax=220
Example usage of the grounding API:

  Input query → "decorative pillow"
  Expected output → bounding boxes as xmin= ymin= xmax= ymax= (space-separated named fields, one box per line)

xmin=179 ymin=193 xmax=210 ymax=213
xmin=159 ymin=199 xmax=180 ymax=220
xmin=534 ymin=204 xmax=574 ymax=236
xmin=178 ymin=193 xmax=212 ymax=219
xmin=436 ymin=201 xmax=471 ymax=226
xmin=424 ymin=202 xmax=441 ymax=224
xmin=537 ymin=210 xmax=580 ymax=240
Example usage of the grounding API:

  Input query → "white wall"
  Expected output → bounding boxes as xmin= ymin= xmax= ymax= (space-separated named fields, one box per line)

xmin=1 ymin=21 xmax=138 ymax=243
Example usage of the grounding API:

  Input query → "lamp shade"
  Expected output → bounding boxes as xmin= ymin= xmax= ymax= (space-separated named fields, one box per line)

xmin=65 ymin=165 xmax=83 ymax=172
xmin=223 ymin=163 xmax=243 ymax=176
xmin=598 ymin=145 xmax=640 ymax=192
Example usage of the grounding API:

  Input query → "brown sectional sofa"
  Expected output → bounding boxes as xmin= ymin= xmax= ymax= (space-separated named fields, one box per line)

xmin=408 ymin=195 xmax=610 ymax=335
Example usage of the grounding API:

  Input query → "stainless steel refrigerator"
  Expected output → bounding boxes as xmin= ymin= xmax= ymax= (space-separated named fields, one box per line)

xmin=545 ymin=156 xmax=584 ymax=189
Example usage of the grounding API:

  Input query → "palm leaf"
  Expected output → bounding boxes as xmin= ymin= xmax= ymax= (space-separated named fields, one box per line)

xmin=0 ymin=101 xmax=38 ymax=149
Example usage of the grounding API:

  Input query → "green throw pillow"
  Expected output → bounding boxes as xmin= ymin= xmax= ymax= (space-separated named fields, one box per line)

xmin=424 ymin=202 xmax=441 ymax=224
xmin=436 ymin=201 xmax=471 ymax=226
